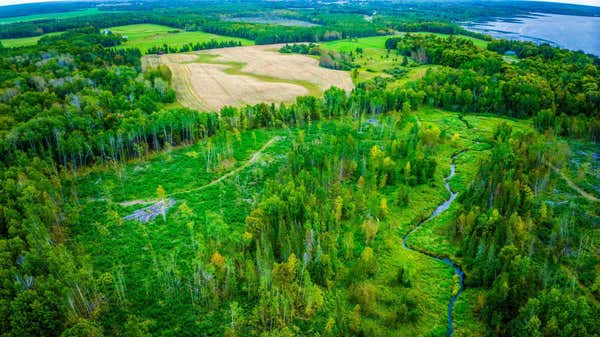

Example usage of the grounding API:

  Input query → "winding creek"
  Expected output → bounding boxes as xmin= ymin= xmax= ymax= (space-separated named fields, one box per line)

xmin=402 ymin=151 xmax=466 ymax=337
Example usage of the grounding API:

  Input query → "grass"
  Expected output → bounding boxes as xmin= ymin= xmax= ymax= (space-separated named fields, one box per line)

xmin=321 ymin=35 xmax=393 ymax=51
xmin=73 ymin=127 xmax=290 ymax=334
xmin=318 ymin=32 xmax=489 ymax=84
xmin=364 ymin=109 xmax=485 ymax=335
xmin=76 ymin=128 xmax=279 ymax=202
xmin=0 ymin=32 xmax=62 ymax=48
xmin=404 ymin=111 xmax=600 ymax=322
xmin=0 ymin=8 xmax=110 ymax=25
xmin=406 ymin=109 xmax=533 ymax=261
xmin=563 ymin=140 xmax=600 ymax=199
xmin=72 ymin=126 xmax=300 ymax=334
xmin=321 ymin=36 xmax=400 ymax=82
xmin=397 ymin=109 xmax=532 ymax=335
xmin=322 ymin=33 xmax=488 ymax=52
xmin=452 ymin=289 xmax=487 ymax=336
xmin=0 ymin=23 xmax=253 ymax=50
xmin=109 ymin=24 xmax=254 ymax=53
xmin=387 ymin=65 xmax=439 ymax=89
xmin=503 ymin=55 xmax=520 ymax=63
xmin=71 ymin=108 xmax=526 ymax=335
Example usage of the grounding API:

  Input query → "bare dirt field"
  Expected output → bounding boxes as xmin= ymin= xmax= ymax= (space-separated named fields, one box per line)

xmin=143 ymin=45 xmax=354 ymax=111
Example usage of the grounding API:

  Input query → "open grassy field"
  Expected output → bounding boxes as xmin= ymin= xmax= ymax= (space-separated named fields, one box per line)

xmin=0 ymin=8 xmax=109 ymax=24
xmin=1 ymin=23 xmax=253 ymax=50
xmin=322 ymin=35 xmax=393 ymax=51
xmin=145 ymin=44 xmax=353 ymax=111
xmin=319 ymin=33 xmax=489 ymax=84
xmin=0 ymin=32 xmax=63 ymax=48
xmin=322 ymin=33 xmax=488 ymax=52
xmin=109 ymin=24 xmax=254 ymax=53
xmin=387 ymin=65 xmax=439 ymax=89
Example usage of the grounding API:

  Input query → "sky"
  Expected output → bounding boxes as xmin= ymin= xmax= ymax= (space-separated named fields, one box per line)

xmin=0 ymin=0 xmax=599 ymax=7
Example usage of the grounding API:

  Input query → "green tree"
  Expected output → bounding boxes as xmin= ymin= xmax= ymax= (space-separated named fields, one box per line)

xmin=156 ymin=185 xmax=168 ymax=221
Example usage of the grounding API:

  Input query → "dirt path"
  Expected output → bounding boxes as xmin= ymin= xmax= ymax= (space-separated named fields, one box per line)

xmin=89 ymin=136 xmax=280 ymax=206
xmin=544 ymin=163 xmax=599 ymax=307
xmin=103 ymin=136 xmax=280 ymax=206
xmin=118 ymin=199 xmax=156 ymax=207
xmin=547 ymin=162 xmax=599 ymax=202
xmin=168 ymin=136 xmax=280 ymax=197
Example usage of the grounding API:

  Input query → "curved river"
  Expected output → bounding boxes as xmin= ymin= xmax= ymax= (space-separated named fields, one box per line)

xmin=402 ymin=151 xmax=466 ymax=337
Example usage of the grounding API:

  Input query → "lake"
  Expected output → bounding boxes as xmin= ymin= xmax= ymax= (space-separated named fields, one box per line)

xmin=463 ymin=13 xmax=600 ymax=56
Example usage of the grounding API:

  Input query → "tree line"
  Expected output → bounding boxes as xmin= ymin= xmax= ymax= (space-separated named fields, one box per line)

xmin=386 ymin=34 xmax=600 ymax=141
xmin=146 ymin=39 xmax=243 ymax=55
xmin=0 ymin=28 xmax=434 ymax=172
xmin=454 ymin=124 xmax=599 ymax=336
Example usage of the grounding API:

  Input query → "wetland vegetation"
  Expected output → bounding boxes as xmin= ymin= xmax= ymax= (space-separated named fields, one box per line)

xmin=0 ymin=1 xmax=598 ymax=336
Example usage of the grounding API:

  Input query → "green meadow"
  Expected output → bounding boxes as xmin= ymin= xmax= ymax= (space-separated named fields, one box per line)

xmin=1 ymin=23 xmax=255 ymax=50
xmin=0 ymin=8 xmax=110 ymax=24
xmin=321 ymin=35 xmax=408 ymax=82
xmin=109 ymin=24 xmax=254 ymax=53
xmin=0 ymin=32 xmax=62 ymax=47
xmin=319 ymin=33 xmax=487 ymax=84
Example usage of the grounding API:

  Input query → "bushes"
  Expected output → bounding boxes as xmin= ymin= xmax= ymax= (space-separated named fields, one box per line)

xmin=279 ymin=43 xmax=317 ymax=54
xmin=319 ymin=50 xmax=355 ymax=70
xmin=146 ymin=39 xmax=242 ymax=54
xmin=351 ymin=282 xmax=377 ymax=315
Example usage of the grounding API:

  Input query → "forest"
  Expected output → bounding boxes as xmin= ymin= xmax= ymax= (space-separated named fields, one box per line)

xmin=0 ymin=1 xmax=598 ymax=337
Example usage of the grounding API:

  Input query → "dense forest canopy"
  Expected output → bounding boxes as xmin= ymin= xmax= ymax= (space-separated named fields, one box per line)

xmin=0 ymin=1 xmax=598 ymax=337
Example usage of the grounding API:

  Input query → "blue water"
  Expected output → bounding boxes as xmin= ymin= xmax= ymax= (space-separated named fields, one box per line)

xmin=464 ymin=13 xmax=600 ymax=56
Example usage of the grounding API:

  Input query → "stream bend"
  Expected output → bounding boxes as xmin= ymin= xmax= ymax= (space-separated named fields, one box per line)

xmin=402 ymin=150 xmax=466 ymax=337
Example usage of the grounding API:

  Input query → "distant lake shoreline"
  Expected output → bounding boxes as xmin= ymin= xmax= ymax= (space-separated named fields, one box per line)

xmin=463 ymin=12 xmax=600 ymax=56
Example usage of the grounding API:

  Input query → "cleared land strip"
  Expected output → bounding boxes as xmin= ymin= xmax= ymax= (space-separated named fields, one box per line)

xmin=169 ymin=135 xmax=280 ymax=197
xmin=547 ymin=162 xmax=599 ymax=202
xmin=102 ymin=136 xmax=281 ymax=207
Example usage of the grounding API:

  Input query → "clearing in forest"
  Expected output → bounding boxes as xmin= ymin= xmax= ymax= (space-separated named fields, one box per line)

xmin=144 ymin=44 xmax=354 ymax=111
xmin=0 ymin=8 xmax=110 ymax=25
xmin=0 ymin=32 xmax=64 ymax=48
xmin=109 ymin=24 xmax=254 ymax=53
xmin=319 ymin=33 xmax=488 ymax=83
